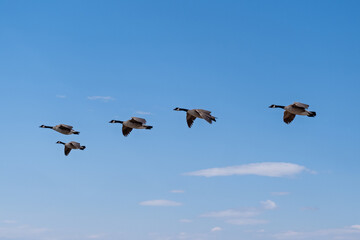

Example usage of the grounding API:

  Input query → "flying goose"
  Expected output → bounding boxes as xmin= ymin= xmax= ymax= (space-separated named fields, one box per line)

xmin=40 ymin=124 xmax=80 ymax=135
xmin=109 ymin=117 xmax=153 ymax=137
xmin=269 ymin=102 xmax=316 ymax=124
xmin=173 ymin=108 xmax=216 ymax=128
xmin=56 ymin=141 xmax=86 ymax=156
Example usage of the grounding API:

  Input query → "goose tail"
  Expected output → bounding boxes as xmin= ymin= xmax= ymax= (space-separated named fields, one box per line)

xmin=73 ymin=131 xmax=80 ymax=135
xmin=145 ymin=126 xmax=153 ymax=130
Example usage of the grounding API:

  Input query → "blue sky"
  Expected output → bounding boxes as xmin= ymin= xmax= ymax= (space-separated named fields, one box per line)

xmin=0 ymin=0 xmax=360 ymax=239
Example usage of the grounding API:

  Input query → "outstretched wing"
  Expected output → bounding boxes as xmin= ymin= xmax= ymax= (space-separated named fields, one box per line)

xmin=58 ymin=124 xmax=73 ymax=130
xmin=283 ymin=111 xmax=296 ymax=124
xmin=186 ymin=113 xmax=196 ymax=128
xmin=69 ymin=141 xmax=81 ymax=148
xmin=130 ymin=117 xmax=147 ymax=124
xmin=197 ymin=109 xmax=211 ymax=114
xmin=122 ymin=125 xmax=133 ymax=136
xmin=292 ymin=102 xmax=309 ymax=109
xmin=64 ymin=147 xmax=72 ymax=156
xmin=196 ymin=109 xmax=213 ymax=124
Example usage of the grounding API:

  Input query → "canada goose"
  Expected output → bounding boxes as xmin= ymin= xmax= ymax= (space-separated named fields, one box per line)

xmin=40 ymin=124 xmax=80 ymax=135
xmin=269 ymin=102 xmax=316 ymax=124
xmin=109 ymin=117 xmax=153 ymax=137
xmin=56 ymin=141 xmax=86 ymax=156
xmin=173 ymin=108 xmax=216 ymax=128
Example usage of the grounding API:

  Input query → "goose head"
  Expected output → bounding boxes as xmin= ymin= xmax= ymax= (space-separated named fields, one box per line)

xmin=56 ymin=141 xmax=65 ymax=145
xmin=269 ymin=104 xmax=285 ymax=109
xmin=173 ymin=107 xmax=188 ymax=111
xmin=109 ymin=120 xmax=123 ymax=123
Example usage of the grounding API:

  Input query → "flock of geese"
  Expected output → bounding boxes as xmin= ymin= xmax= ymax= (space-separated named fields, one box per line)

xmin=40 ymin=102 xmax=316 ymax=156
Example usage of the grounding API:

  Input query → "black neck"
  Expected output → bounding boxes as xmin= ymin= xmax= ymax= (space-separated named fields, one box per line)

xmin=274 ymin=105 xmax=285 ymax=109
xmin=57 ymin=141 xmax=65 ymax=145
xmin=114 ymin=120 xmax=123 ymax=123
xmin=179 ymin=108 xmax=189 ymax=112
xmin=43 ymin=125 xmax=53 ymax=128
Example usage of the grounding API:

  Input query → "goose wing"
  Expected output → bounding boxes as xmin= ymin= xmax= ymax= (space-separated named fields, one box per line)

xmin=196 ymin=109 xmax=213 ymax=124
xmin=130 ymin=117 xmax=147 ymax=124
xmin=64 ymin=147 xmax=72 ymax=156
xmin=69 ymin=141 xmax=81 ymax=148
xmin=283 ymin=111 xmax=296 ymax=124
xmin=58 ymin=124 xmax=73 ymax=130
xmin=122 ymin=125 xmax=133 ymax=136
xmin=186 ymin=113 xmax=196 ymax=128
xmin=197 ymin=109 xmax=211 ymax=114
xmin=292 ymin=102 xmax=309 ymax=109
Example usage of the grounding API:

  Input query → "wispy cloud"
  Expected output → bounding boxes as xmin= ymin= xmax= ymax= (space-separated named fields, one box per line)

xmin=185 ymin=162 xmax=312 ymax=177
xmin=87 ymin=96 xmax=115 ymax=102
xmin=227 ymin=219 xmax=268 ymax=225
xmin=211 ymin=227 xmax=222 ymax=232
xmin=201 ymin=209 xmax=260 ymax=218
xmin=136 ymin=111 xmax=151 ymax=115
xmin=261 ymin=200 xmax=277 ymax=210
xmin=274 ymin=225 xmax=360 ymax=239
xmin=271 ymin=192 xmax=290 ymax=196
xmin=170 ymin=190 xmax=185 ymax=194
xmin=139 ymin=199 xmax=182 ymax=207
xmin=2 ymin=220 xmax=17 ymax=224
xmin=300 ymin=207 xmax=319 ymax=211
xmin=149 ymin=231 xmax=211 ymax=240
xmin=0 ymin=224 xmax=50 ymax=239
xmin=201 ymin=200 xmax=277 ymax=228
xmin=351 ymin=225 xmax=360 ymax=230
xmin=87 ymin=234 xmax=103 ymax=239
xmin=56 ymin=94 xmax=66 ymax=98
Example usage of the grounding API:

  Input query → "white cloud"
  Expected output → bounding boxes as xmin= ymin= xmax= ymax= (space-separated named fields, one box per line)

xmin=149 ymin=232 xmax=210 ymax=240
xmin=274 ymin=226 xmax=360 ymax=239
xmin=211 ymin=227 xmax=222 ymax=232
xmin=170 ymin=190 xmax=185 ymax=194
xmin=2 ymin=220 xmax=16 ymax=224
xmin=274 ymin=230 xmax=301 ymax=239
xmin=179 ymin=219 xmax=193 ymax=223
xmin=0 ymin=224 xmax=50 ymax=239
xmin=227 ymin=219 xmax=268 ymax=225
xmin=87 ymin=234 xmax=102 ymax=239
xmin=87 ymin=96 xmax=115 ymax=102
xmin=139 ymin=200 xmax=182 ymax=207
xmin=136 ymin=111 xmax=151 ymax=115
xmin=202 ymin=201 xmax=277 ymax=228
xmin=56 ymin=94 xmax=66 ymax=98
xmin=201 ymin=209 xmax=260 ymax=218
xmin=351 ymin=225 xmax=360 ymax=230
xmin=271 ymin=192 xmax=290 ymax=196
xmin=185 ymin=162 xmax=311 ymax=177
xmin=261 ymin=200 xmax=277 ymax=210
